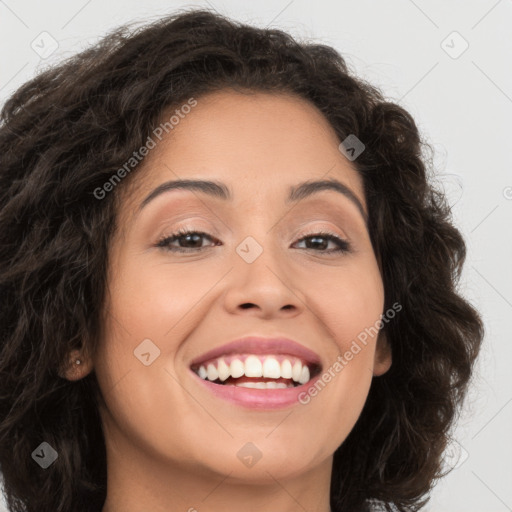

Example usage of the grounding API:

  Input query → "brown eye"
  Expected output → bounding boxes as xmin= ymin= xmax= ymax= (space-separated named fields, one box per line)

xmin=293 ymin=232 xmax=351 ymax=254
xmin=157 ymin=230 xmax=219 ymax=252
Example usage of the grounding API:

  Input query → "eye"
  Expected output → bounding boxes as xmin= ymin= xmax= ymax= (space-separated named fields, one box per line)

xmin=292 ymin=231 xmax=351 ymax=254
xmin=156 ymin=229 xmax=351 ymax=254
xmin=156 ymin=229 xmax=219 ymax=253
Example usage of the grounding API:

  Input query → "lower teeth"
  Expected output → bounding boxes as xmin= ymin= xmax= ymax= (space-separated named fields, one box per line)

xmin=225 ymin=381 xmax=294 ymax=389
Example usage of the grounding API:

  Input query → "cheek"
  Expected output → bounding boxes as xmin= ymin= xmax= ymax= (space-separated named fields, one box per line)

xmin=106 ymin=255 xmax=219 ymax=339
xmin=93 ymin=257 xmax=222 ymax=447
xmin=93 ymin=280 xmax=203 ymax=465
xmin=298 ymin=255 xmax=384 ymax=409
xmin=303 ymin=255 xmax=384 ymax=350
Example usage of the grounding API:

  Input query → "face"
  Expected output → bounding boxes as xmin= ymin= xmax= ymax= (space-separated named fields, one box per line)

xmin=88 ymin=90 xmax=391 ymax=483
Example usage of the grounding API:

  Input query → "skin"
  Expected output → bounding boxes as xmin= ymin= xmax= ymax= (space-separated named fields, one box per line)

xmin=66 ymin=90 xmax=392 ymax=512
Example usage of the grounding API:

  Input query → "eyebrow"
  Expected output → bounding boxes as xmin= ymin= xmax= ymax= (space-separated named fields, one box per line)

xmin=139 ymin=178 xmax=367 ymax=221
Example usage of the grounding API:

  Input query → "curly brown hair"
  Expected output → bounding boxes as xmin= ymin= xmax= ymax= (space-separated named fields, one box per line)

xmin=0 ymin=8 xmax=483 ymax=512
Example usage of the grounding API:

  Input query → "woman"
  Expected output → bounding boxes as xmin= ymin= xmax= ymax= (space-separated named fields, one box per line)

xmin=0 ymin=8 xmax=483 ymax=512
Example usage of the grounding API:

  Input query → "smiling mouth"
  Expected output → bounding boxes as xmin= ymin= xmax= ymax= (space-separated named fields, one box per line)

xmin=191 ymin=354 xmax=322 ymax=389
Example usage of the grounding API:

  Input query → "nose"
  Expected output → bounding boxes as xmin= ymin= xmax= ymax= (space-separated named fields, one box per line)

xmin=222 ymin=242 xmax=304 ymax=319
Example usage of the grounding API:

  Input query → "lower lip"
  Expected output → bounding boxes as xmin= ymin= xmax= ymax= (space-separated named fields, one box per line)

xmin=191 ymin=371 xmax=320 ymax=409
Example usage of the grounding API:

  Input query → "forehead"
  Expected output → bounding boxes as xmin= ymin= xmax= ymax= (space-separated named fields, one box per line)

xmin=119 ymin=90 xmax=365 ymax=217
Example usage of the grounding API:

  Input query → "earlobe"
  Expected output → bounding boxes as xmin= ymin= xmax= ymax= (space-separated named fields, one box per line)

xmin=373 ymin=334 xmax=392 ymax=376
xmin=59 ymin=348 xmax=94 ymax=381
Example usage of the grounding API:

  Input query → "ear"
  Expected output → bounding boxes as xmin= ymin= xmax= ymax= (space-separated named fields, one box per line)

xmin=58 ymin=348 xmax=94 ymax=381
xmin=373 ymin=332 xmax=392 ymax=376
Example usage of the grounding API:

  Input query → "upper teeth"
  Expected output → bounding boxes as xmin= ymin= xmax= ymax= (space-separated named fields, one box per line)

xmin=196 ymin=355 xmax=312 ymax=385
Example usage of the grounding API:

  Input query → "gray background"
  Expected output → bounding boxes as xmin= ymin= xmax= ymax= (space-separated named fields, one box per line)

xmin=1 ymin=1 xmax=511 ymax=511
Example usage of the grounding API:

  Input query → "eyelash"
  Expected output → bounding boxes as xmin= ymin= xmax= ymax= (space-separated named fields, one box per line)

xmin=156 ymin=228 xmax=351 ymax=255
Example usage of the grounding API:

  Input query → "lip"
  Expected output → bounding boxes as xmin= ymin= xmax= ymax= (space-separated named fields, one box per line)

xmin=189 ymin=336 xmax=322 ymax=368
xmin=192 ymin=372 xmax=321 ymax=409
xmin=189 ymin=335 xmax=322 ymax=410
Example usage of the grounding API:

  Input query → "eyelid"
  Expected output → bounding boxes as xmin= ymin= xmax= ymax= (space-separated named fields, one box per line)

xmin=289 ymin=222 xmax=350 ymax=242
xmin=157 ymin=220 xmax=220 ymax=239
xmin=157 ymin=222 xmax=349 ymax=244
